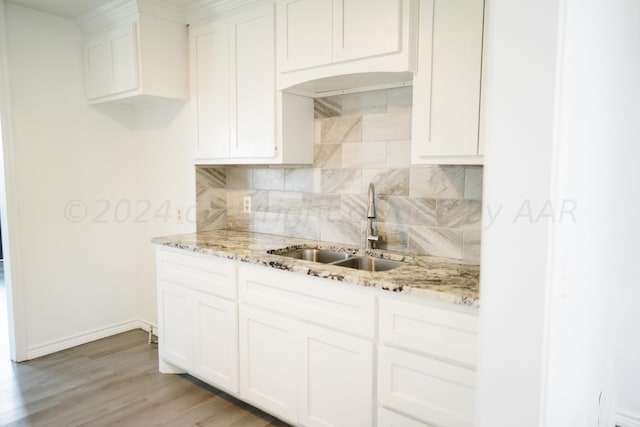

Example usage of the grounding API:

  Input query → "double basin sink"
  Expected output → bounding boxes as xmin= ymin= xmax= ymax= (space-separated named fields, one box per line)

xmin=270 ymin=248 xmax=404 ymax=272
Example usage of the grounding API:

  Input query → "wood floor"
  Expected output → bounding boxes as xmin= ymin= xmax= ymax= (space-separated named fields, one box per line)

xmin=0 ymin=329 xmax=291 ymax=427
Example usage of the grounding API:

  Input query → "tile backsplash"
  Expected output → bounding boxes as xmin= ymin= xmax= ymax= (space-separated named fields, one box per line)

xmin=196 ymin=87 xmax=482 ymax=261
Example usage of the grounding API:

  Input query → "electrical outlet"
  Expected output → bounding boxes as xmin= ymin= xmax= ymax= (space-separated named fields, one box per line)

xmin=243 ymin=196 xmax=252 ymax=213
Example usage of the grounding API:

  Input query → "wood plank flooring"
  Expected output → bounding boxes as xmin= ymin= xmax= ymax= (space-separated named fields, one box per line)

xmin=0 ymin=329 xmax=291 ymax=427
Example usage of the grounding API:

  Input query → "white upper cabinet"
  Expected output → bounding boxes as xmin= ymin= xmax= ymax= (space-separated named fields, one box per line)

xmin=333 ymin=0 xmax=403 ymax=62
xmin=84 ymin=23 xmax=138 ymax=100
xmin=191 ymin=3 xmax=314 ymax=165
xmin=191 ymin=20 xmax=230 ymax=159
xmin=277 ymin=0 xmax=418 ymax=94
xmin=411 ymin=0 xmax=485 ymax=164
xmin=228 ymin=7 xmax=276 ymax=158
xmin=277 ymin=0 xmax=333 ymax=72
xmin=277 ymin=0 xmax=404 ymax=70
xmin=77 ymin=0 xmax=188 ymax=105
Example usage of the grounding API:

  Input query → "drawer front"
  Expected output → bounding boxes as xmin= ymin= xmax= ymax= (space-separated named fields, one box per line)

xmin=239 ymin=264 xmax=376 ymax=338
xmin=156 ymin=247 xmax=237 ymax=300
xmin=379 ymin=297 xmax=478 ymax=366
xmin=379 ymin=346 xmax=476 ymax=427
xmin=378 ymin=407 xmax=431 ymax=427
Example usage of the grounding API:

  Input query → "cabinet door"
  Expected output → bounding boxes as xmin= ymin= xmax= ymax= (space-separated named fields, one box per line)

xmin=411 ymin=0 xmax=484 ymax=164
xmin=332 ymin=0 xmax=403 ymax=63
xmin=158 ymin=281 xmax=195 ymax=371
xmin=194 ymin=294 xmax=238 ymax=393
xmin=239 ymin=305 xmax=298 ymax=424
xmin=84 ymin=37 xmax=110 ymax=99
xmin=277 ymin=0 xmax=333 ymax=72
xmin=191 ymin=21 xmax=231 ymax=160
xmin=299 ymin=324 xmax=374 ymax=427
xmin=229 ymin=6 xmax=276 ymax=158
xmin=109 ymin=23 xmax=139 ymax=95
xmin=84 ymin=23 xmax=139 ymax=100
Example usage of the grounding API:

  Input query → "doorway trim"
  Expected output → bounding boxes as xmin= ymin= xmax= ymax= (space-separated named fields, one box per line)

xmin=0 ymin=0 xmax=28 ymax=362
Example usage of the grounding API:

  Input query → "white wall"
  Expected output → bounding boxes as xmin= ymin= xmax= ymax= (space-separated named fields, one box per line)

xmin=475 ymin=0 xmax=560 ymax=424
xmin=610 ymin=1 xmax=640 ymax=423
xmin=133 ymin=103 xmax=195 ymax=328
xmin=477 ymin=0 xmax=640 ymax=426
xmin=1 ymin=2 xmax=195 ymax=358
xmin=3 ymin=2 xmax=640 ymax=423
xmin=543 ymin=0 xmax=640 ymax=424
xmin=3 ymin=3 xmax=140 ymax=358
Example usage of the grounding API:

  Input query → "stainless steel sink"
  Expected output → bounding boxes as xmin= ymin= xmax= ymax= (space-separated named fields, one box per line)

xmin=332 ymin=256 xmax=404 ymax=272
xmin=271 ymin=247 xmax=405 ymax=272
xmin=276 ymin=248 xmax=352 ymax=264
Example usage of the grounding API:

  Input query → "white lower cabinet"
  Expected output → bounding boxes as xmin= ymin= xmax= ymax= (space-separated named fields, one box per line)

xmin=378 ymin=297 xmax=478 ymax=427
xmin=156 ymin=246 xmax=478 ymax=427
xmin=156 ymin=248 xmax=239 ymax=394
xmin=238 ymin=264 xmax=376 ymax=427
xmin=238 ymin=304 xmax=375 ymax=426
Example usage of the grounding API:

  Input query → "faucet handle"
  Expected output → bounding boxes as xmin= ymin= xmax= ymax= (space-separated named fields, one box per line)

xmin=366 ymin=234 xmax=379 ymax=250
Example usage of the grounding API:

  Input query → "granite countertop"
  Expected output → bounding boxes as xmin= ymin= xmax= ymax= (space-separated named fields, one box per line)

xmin=152 ymin=230 xmax=480 ymax=308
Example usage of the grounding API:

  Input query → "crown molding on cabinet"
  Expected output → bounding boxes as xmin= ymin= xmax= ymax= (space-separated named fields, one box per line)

xmin=184 ymin=0 xmax=263 ymax=25
xmin=75 ymin=0 xmax=136 ymax=34
xmin=75 ymin=0 xmax=185 ymax=34
xmin=138 ymin=0 xmax=186 ymax=24
xmin=74 ymin=0 xmax=262 ymax=32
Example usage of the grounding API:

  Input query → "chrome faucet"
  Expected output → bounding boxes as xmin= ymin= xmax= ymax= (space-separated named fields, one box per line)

xmin=366 ymin=183 xmax=379 ymax=249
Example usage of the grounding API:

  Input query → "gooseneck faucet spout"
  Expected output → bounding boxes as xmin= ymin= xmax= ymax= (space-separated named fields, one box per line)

xmin=366 ymin=183 xmax=379 ymax=249
xmin=367 ymin=183 xmax=376 ymax=219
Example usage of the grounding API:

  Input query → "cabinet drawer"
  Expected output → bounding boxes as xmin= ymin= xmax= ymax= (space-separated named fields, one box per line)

xmin=379 ymin=346 xmax=476 ymax=427
xmin=379 ymin=297 xmax=478 ymax=366
xmin=239 ymin=264 xmax=375 ymax=338
xmin=378 ymin=407 xmax=431 ymax=427
xmin=156 ymin=248 xmax=237 ymax=300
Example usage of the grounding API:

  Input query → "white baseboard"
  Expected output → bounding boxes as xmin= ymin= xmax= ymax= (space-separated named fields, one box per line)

xmin=26 ymin=319 xmax=153 ymax=360
xmin=138 ymin=318 xmax=158 ymax=335
xmin=616 ymin=409 xmax=640 ymax=427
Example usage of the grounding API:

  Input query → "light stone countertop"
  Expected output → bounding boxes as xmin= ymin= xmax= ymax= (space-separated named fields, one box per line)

xmin=152 ymin=230 xmax=480 ymax=307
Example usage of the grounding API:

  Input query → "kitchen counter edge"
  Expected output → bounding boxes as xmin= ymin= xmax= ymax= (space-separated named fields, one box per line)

xmin=151 ymin=230 xmax=480 ymax=308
